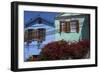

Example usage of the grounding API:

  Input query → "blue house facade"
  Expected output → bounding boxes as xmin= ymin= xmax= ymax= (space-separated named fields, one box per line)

xmin=24 ymin=16 xmax=56 ymax=61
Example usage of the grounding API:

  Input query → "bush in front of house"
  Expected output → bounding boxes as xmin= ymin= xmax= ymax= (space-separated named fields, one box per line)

xmin=40 ymin=40 xmax=70 ymax=60
xmin=69 ymin=40 xmax=90 ymax=59
xmin=40 ymin=40 xmax=90 ymax=60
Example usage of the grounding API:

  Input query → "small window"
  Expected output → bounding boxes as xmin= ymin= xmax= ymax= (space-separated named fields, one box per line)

xmin=60 ymin=21 xmax=70 ymax=33
xmin=60 ymin=20 xmax=79 ymax=33
xmin=70 ymin=20 xmax=79 ymax=33
xmin=24 ymin=28 xmax=46 ymax=42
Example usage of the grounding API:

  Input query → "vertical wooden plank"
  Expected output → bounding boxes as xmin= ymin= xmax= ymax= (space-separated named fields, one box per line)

xmin=24 ymin=30 xmax=28 ymax=42
xmin=60 ymin=21 xmax=62 ymax=33
xmin=28 ymin=29 xmax=33 ymax=41
xmin=76 ymin=20 xmax=79 ymax=33
xmin=66 ymin=21 xmax=70 ymax=32
xmin=60 ymin=21 xmax=70 ymax=33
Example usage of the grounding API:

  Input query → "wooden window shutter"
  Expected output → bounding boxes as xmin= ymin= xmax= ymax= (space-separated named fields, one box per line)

xmin=37 ymin=28 xmax=46 ymax=41
xmin=60 ymin=21 xmax=67 ymax=32
xmin=42 ymin=29 xmax=46 ymax=41
xmin=24 ymin=30 xmax=28 ymax=42
xmin=60 ymin=21 xmax=62 ymax=33
xmin=60 ymin=21 xmax=70 ymax=33
xmin=62 ymin=22 xmax=67 ymax=32
xmin=66 ymin=21 xmax=70 ymax=32
xmin=35 ymin=29 xmax=39 ymax=41
xmin=76 ymin=21 xmax=79 ymax=33
xmin=28 ymin=29 xmax=33 ymax=41
xmin=32 ymin=29 xmax=35 ymax=40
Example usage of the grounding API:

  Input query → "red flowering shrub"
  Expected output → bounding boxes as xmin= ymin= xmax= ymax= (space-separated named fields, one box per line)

xmin=40 ymin=40 xmax=90 ymax=60
xmin=40 ymin=40 xmax=70 ymax=60
xmin=69 ymin=40 xmax=90 ymax=59
xmin=78 ymin=40 xmax=90 ymax=49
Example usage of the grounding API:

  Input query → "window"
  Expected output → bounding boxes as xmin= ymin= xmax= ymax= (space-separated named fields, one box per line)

xmin=70 ymin=20 xmax=79 ymax=33
xmin=37 ymin=28 xmax=46 ymax=41
xmin=31 ymin=28 xmax=46 ymax=41
xmin=24 ymin=28 xmax=46 ymax=42
xmin=60 ymin=20 xmax=79 ymax=33
xmin=60 ymin=21 xmax=70 ymax=33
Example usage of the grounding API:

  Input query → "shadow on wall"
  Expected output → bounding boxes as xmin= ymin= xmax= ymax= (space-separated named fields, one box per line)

xmin=81 ymin=14 xmax=90 ymax=41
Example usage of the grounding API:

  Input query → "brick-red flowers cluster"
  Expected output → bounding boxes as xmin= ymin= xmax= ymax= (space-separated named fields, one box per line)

xmin=40 ymin=40 xmax=90 ymax=60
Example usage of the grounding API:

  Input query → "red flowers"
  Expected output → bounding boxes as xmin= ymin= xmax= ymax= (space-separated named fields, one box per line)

xmin=40 ymin=40 xmax=68 ymax=60
xmin=40 ymin=40 xmax=90 ymax=60
xmin=69 ymin=40 xmax=90 ymax=59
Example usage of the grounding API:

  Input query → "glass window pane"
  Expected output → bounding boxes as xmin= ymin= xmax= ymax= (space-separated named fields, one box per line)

xmin=70 ymin=21 xmax=77 ymax=32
